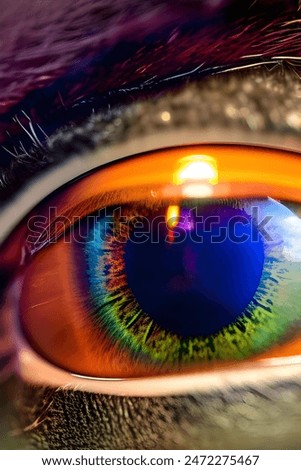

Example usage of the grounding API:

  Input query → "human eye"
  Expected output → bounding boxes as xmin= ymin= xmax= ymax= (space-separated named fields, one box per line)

xmin=0 ymin=0 xmax=301 ymax=451
xmin=5 ymin=146 xmax=301 ymax=383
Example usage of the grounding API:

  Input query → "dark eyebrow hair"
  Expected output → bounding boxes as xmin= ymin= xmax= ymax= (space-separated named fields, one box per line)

xmin=0 ymin=0 xmax=299 ymax=113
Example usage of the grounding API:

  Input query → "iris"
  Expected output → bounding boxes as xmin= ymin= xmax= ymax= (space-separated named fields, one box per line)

xmin=84 ymin=198 xmax=301 ymax=366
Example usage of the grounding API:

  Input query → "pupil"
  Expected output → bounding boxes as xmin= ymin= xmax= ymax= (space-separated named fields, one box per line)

xmin=125 ymin=204 xmax=265 ymax=338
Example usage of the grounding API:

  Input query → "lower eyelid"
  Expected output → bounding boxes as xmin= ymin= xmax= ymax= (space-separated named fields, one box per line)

xmin=8 ymin=302 xmax=301 ymax=397
xmin=13 ymin=378 xmax=301 ymax=450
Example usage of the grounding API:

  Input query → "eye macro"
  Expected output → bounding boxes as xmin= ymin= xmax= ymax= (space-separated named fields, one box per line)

xmin=3 ymin=144 xmax=300 ymax=383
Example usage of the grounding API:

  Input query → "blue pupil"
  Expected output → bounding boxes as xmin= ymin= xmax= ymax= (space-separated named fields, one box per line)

xmin=125 ymin=204 xmax=264 ymax=337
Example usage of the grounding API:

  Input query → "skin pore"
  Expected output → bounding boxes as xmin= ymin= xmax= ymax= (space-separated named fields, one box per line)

xmin=0 ymin=0 xmax=301 ymax=449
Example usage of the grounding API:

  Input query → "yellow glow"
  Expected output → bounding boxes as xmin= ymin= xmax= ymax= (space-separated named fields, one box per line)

xmin=161 ymin=111 xmax=171 ymax=122
xmin=166 ymin=205 xmax=180 ymax=228
xmin=174 ymin=155 xmax=218 ymax=185
xmin=181 ymin=183 xmax=214 ymax=198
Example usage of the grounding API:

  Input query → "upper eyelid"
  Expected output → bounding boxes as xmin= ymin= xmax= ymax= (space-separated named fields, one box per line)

xmin=1 ymin=65 xmax=301 ymax=193
xmin=1 ymin=66 xmax=301 ymax=244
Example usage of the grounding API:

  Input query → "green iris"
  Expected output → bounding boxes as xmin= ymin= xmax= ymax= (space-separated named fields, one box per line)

xmin=84 ymin=198 xmax=301 ymax=368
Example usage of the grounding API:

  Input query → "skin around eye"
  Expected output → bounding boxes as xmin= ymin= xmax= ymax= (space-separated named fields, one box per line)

xmin=5 ymin=144 xmax=301 ymax=378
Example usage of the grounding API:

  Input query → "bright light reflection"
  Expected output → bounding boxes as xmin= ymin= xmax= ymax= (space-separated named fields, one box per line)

xmin=181 ymin=183 xmax=214 ymax=198
xmin=166 ymin=205 xmax=180 ymax=228
xmin=174 ymin=155 xmax=218 ymax=185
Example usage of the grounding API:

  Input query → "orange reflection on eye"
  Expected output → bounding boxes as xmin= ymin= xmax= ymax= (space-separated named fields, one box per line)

xmin=20 ymin=242 xmax=157 ymax=377
xmin=16 ymin=144 xmax=301 ymax=378
xmin=28 ymin=144 xmax=301 ymax=224
xmin=174 ymin=155 xmax=218 ymax=185
xmin=166 ymin=205 xmax=180 ymax=228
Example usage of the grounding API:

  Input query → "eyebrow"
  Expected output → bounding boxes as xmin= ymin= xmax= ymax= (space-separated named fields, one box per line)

xmin=0 ymin=0 xmax=299 ymax=115
xmin=0 ymin=1 xmax=300 ymax=142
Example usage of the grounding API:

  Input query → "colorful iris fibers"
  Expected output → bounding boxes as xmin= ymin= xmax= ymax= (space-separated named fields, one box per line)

xmin=85 ymin=198 xmax=301 ymax=367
